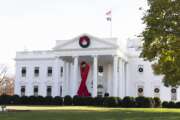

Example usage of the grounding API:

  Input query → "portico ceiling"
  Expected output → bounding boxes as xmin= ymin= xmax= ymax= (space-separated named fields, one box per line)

xmin=60 ymin=55 xmax=113 ymax=64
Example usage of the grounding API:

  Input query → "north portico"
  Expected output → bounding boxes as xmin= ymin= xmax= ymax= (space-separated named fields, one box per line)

xmin=53 ymin=34 xmax=128 ymax=97
xmin=15 ymin=34 xmax=180 ymax=101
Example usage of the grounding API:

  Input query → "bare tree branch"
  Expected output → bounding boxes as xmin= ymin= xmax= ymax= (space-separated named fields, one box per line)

xmin=0 ymin=65 xmax=7 ymax=81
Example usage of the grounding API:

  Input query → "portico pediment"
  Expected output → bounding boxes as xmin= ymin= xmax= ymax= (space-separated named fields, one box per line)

xmin=53 ymin=34 xmax=119 ymax=50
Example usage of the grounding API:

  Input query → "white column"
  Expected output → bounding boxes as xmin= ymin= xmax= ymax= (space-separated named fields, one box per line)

xmin=72 ymin=56 xmax=78 ymax=97
xmin=69 ymin=63 xmax=73 ymax=96
xmin=118 ymin=59 xmax=125 ymax=98
xmin=65 ymin=62 xmax=69 ymax=95
xmin=27 ymin=65 xmax=33 ymax=96
xmin=52 ymin=57 xmax=59 ymax=97
xmin=67 ymin=63 xmax=71 ymax=95
xmin=120 ymin=59 xmax=126 ymax=98
xmin=107 ymin=63 xmax=112 ymax=96
xmin=113 ymin=55 xmax=118 ymax=97
xmin=61 ymin=60 xmax=65 ymax=97
xmin=118 ymin=58 xmax=121 ymax=97
xmin=121 ymin=60 xmax=125 ymax=98
xmin=118 ymin=58 xmax=122 ymax=97
xmin=93 ymin=55 xmax=98 ymax=97
xmin=124 ymin=62 xmax=128 ymax=97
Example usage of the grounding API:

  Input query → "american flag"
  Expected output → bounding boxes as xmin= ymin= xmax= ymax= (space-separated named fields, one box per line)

xmin=106 ymin=10 xmax=111 ymax=21
xmin=106 ymin=10 xmax=111 ymax=16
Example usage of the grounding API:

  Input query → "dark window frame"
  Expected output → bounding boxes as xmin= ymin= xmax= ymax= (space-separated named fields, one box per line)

xmin=33 ymin=86 xmax=39 ymax=96
xmin=21 ymin=86 xmax=26 ymax=96
xmin=138 ymin=65 xmax=144 ymax=73
xmin=34 ymin=67 xmax=39 ymax=77
xmin=47 ymin=86 xmax=52 ymax=97
xmin=21 ymin=67 xmax=26 ymax=77
xmin=98 ymin=66 xmax=103 ymax=73
xmin=60 ymin=67 xmax=63 ymax=77
xmin=47 ymin=67 xmax=52 ymax=77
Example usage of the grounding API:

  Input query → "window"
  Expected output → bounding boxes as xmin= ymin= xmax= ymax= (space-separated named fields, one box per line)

xmin=47 ymin=86 xmax=52 ymax=97
xmin=98 ymin=66 xmax=103 ymax=77
xmin=154 ymin=88 xmax=160 ymax=98
xmin=60 ymin=67 xmax=63 ymax=77
xmin=21 ymin=86 xmax=25 ymax=96
xmin=60 ymin=86 xmax=62 ymax=97
xmin=33 ymin=86 xmax=38 ymax=96
xmin=21 ymin=67 xmax=26 ymax=77
xmin=47 ymin=67 xmax=52 ymax=77
xmin=171 ymin=88 xmax=177 ymax=101
xmin=154 ymin=88 xmax=160 ymax=93
xmin=34 ymin=67 xmax=39 ymax=77
xmin=138 ymin=65 xmax=144 ymax=73
xmin=98 ymin=66 xmax=103 ymax=73
xmin=137 ymin=86 xmax=144 ymax=96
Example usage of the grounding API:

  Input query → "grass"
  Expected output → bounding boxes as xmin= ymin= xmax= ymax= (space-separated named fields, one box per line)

xmin=0 ymin=106 xmax=180 ymax=120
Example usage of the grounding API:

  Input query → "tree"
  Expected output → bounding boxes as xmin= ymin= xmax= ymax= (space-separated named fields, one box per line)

xmin=0 ymin=64 xmax=8 ymax=87
xmin=140 ymin=0 xmax=180 ymax=86
xmin=0 ymin=64 xmax=14 ymax=96
xmin=0 ymin=77 xmax=14 ymax=96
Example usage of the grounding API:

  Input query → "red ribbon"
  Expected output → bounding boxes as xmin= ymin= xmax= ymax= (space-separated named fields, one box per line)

xmin=77 ymin=61 xmax=91 ymax=96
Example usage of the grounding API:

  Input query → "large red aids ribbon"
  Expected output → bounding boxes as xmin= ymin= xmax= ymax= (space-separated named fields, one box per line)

xmin=77 ymin=61 xmax=91 ymax=96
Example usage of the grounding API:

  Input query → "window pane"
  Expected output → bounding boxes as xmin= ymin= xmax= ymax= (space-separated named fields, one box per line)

xmin=21 ymin=86 xmax=25 ymax=96
xmin=34 ymin=86 xmax=38 ymax=96
xmin=98 ymin=66 xmax=103 ymax=76
xmin=47 ymin=67 xmax=52 ymax=76
xmin=98 ymin=66 xmax=103 ymax=73
xmin=34 ymin=67 xmax=39 ymax=77
xmin=47 ymin=86 xmax=52 ymax=96
xmin=60 ymin=86 xmax=62 ymax=97
xmin=60 ymin=67 xmax=63 ymax=77
xmin=21 ymin=67 xmax=26 ymax=77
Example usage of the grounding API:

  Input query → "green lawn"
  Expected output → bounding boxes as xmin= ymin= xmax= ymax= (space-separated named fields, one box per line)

xmin=0 ymin=106 xmax=180 ymax=120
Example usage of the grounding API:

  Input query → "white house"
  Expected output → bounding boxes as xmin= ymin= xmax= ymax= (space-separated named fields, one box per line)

xmin=14 ymin=34 xmax=179 ymax=101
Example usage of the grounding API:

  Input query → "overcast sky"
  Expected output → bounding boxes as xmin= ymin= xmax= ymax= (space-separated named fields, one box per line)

xmin=0 ymin=0 xmax=148 ymax=75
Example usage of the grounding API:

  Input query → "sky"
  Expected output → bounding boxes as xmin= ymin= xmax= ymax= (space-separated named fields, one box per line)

xmin=0 ymin=0 xmax=148 ymax=75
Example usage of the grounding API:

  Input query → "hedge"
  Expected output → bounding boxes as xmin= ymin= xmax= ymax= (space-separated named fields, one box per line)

xmin=121 ymin=96 xmax=136 ymax=108
xmin=162 ymin=101 xmax=176 ymax=108
xmin=93 ymin=97 xmax=105 ymax=106
xmin=73 ymin=96 xmax=94 ymax=106
xmin=153 ymin=97 xmax=161 ymax=108
xmin=0 ymin=95 xmax=167 ymax=108
xmin=63 ymin=95 xmax=72 ymax=105
xmin=103 ymin=97 xmax=119 ymax=107
xmin=135 ymin=96 xmax=154 ymax=108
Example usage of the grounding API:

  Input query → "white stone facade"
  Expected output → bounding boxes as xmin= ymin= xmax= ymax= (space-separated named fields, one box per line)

xmin=14 ymin=34 xmax=180 ymax=101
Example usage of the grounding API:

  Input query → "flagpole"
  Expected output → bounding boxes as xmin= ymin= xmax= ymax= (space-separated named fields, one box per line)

xmin=110 ymin=12 xmax=112 ymax=38
xmin=106 ymin=10 xmax=112 ymax=38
